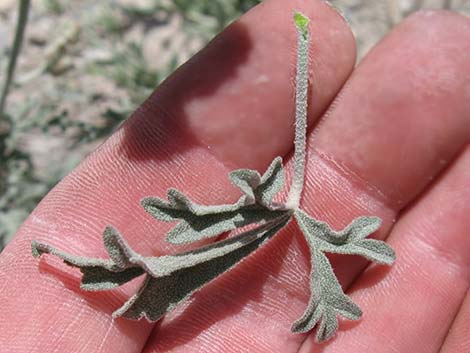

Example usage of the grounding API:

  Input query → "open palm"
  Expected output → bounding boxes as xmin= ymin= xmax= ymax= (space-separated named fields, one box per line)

xmin=0 ymin=1 xmax=469 ymax=352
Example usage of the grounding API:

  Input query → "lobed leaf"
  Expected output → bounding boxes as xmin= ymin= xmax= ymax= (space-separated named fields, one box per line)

xmin=32 ymin=214 xmax=291 ymax=321
xmin=291 ymin=250 xmax=362 ymax=341
xmin=142 ymin=157 xmax=286 ymax=244
xmin=292 ymin=210 xmax=395 ymax=340
xmin=294 ymin=210 xmax=395 ymax=264
xmin=115 ymin=216 xmax=290 ymax=321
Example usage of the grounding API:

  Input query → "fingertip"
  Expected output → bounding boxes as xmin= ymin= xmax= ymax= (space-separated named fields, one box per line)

xmin=131 ymin=0 xmax=357 ymax=170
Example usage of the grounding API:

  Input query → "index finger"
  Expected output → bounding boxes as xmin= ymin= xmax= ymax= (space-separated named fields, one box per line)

xmin=0 ymin=0 xmax=355 ymax=351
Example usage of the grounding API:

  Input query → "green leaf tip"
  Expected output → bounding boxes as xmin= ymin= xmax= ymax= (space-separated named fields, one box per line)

xmin=294 ymin=12 xmax=310 ymax=36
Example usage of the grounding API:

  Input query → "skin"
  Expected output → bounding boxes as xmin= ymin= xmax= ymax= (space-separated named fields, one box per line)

xmin=0 ymin=0 xmax=469 ymax=352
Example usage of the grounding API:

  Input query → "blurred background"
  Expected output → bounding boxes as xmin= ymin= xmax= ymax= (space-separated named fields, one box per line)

xmin=0 ymin=0 xmax=469 ymax=251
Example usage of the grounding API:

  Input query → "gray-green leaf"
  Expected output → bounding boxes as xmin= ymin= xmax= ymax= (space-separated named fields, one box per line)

xmin=32 ymin=214 xmax=291 ymax=321
xmin=115 ymin=216 xmax=290 ymax=321
xmin=291 ymin=250 xmax=362 ymax=341
xmin=142 ymin=157 xmax=287 ymax=244
xmin=292 ymin=210 xmax=395 ymax=340
xmin=295 ymin=210 xmax=395 ymax=265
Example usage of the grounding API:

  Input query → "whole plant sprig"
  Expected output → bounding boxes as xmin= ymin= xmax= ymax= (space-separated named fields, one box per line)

xmin=32 ymin=12 xmax=395 ymax=343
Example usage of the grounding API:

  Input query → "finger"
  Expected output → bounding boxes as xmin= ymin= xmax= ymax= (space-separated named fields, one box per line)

xmin=314 ymin=10 xmax=470 ymax=209
xmin=124 ymin=0 xmax=356 ymax=171
xmin=300 ymin=147 xmax=470 ymax=353
xmin=143 ymin=10 xmax=470 ymax=352
xmin=440 ymin=291 xmax=470 ymax=353
xmin=302 ymin=8 xmax=470 ymax=282
xmin=0 ymin=1 xmax=356 ymax=352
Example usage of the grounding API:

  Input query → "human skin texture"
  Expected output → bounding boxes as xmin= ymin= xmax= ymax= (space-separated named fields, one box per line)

xmin=0 ymin=0 xmax=469 ymax=352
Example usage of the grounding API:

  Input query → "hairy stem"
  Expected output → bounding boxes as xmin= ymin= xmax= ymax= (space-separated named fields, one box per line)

xmin=0 ymin=0 xmax=31 ymax=118
xmin=286 ymin=13 xmax=310 ymax=210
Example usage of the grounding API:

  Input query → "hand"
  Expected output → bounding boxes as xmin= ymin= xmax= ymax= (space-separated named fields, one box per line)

xmin=1 ymin=1 xmax=469 ymax=352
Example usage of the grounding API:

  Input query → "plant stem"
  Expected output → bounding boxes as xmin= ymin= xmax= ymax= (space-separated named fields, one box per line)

xmin=0 ymin=0 xmax=31 ymax=118
xmin=286 ymin=13 xmax=310 ymax=210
